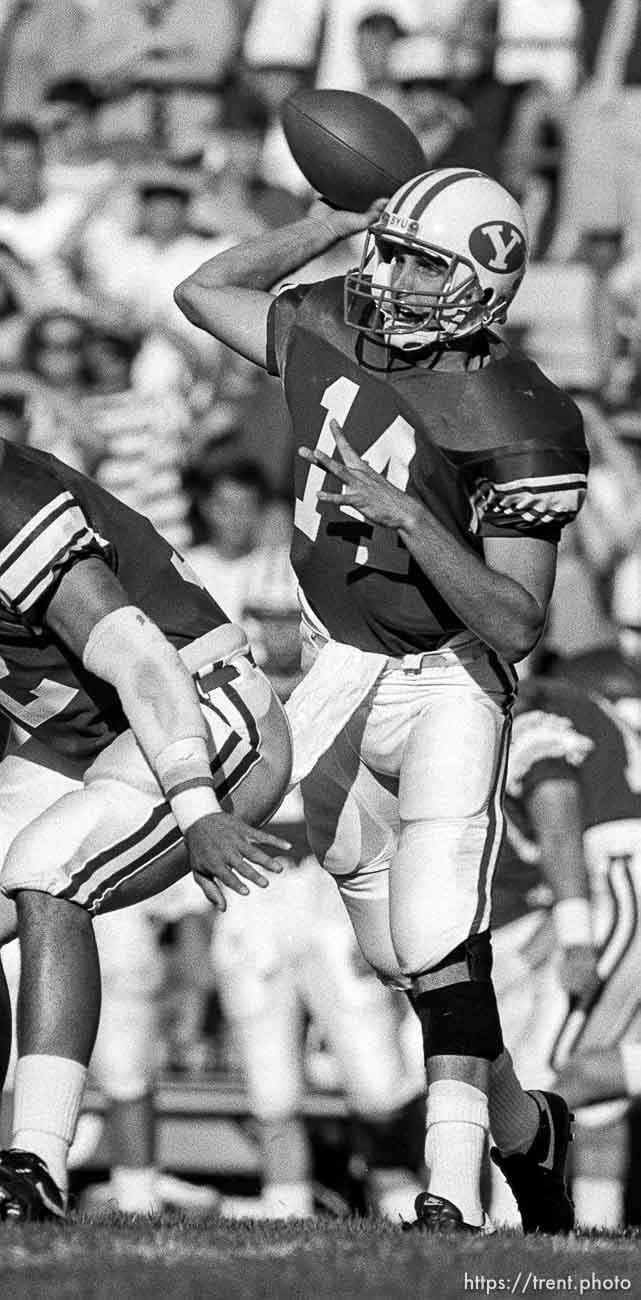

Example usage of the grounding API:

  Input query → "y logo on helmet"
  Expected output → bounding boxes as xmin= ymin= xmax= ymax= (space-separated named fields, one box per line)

xmin=469 ymin=222 xmax=525 ymax=274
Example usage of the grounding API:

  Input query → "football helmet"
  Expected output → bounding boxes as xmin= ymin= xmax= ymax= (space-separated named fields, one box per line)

xmin=344 ymin=167 xmax=529 ymax=349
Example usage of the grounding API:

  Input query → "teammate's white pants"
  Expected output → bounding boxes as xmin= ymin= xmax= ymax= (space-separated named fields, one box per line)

xmin=0 ymin=625 xmax=291 ymax=916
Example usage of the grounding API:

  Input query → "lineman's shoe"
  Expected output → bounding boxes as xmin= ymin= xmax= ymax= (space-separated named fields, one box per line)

xmin=0 ymin=1149 xmax=66 ymax=1223
xmin=490 ymin=1091 xmax=575 ymax=1234
xmin=402 ymin=1192 xmax=483 ymax=1235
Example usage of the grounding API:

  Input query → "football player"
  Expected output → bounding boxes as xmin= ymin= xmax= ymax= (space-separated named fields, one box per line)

xmin=492 ymin=670 xmax=641 ymax=1229
xmin=175 ymin=166 xmax=589 ymax=1234
xmin=212 ymin=785 xmax=426 ymax=1222
xmin=0 ymin=438 xmax=293 ymax=1221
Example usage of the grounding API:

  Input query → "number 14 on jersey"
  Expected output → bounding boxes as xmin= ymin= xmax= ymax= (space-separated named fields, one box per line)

xmin=294 ymin=377 xmax=416 ymax=575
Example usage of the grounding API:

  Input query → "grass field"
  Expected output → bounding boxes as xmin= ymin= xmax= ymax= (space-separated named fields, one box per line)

xmin=1 ymin=1215 xmax=640 ymax=1300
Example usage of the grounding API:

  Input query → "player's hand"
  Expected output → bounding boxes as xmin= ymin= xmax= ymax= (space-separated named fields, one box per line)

xmin=299 ymin=420 xmax=421 ymax=530
xmin=308 ymin=197 xmax=388 ymax=239
xmin=559 ymin=942 xmax=601 ymax=1009
xmin=553 ymin=1048 xmax=625 ymax=1109
xmin=185 ymin=812 xmax=291 ymax=911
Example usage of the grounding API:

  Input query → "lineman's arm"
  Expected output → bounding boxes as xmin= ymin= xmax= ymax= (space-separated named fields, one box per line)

xmin=44 ymin=557 xmax=289 ymax=906
xmin=526 ymin=775 xmax=600 ymax=1007
xmin=173 ymin=200 xmax=385 ymax=367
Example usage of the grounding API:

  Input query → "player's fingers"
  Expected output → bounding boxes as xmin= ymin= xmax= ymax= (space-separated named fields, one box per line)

xmin=317 ymin=489 xmax=359 ymax=503
xmin=236 ymin=858 xmax=270 ymax=888
xmin=193 ymin=871 xmax=227 ymax=911
xmin=298 ymin=445 xmax=347 ymax=479
xmin=330 ymin=422 xmax=362 ymax=466
xmin=242 ymin=845 xmax=285 ymax=873
xmin=247 ymin=830 xmax=292 ymax=852
xmin=207 ymin=858 xmax=250 ymax=896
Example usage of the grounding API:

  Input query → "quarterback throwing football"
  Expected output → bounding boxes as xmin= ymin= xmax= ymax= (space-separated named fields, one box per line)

xmin=175 ymin=166 xmax=589 ymax=1233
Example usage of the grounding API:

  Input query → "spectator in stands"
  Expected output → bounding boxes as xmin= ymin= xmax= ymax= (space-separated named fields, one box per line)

xmin=0 ymin=243 xmax=38 ymax=369
xmin=79 ymin=158 xmax=235 ymax=373
xmin=242 ymin=1 xmax=419 ymax=203
xmin=0 ymin=0 xmax=84 ymax=122
xmin=385 ymin=31 xmax=503 ymax=177
xmin=40 ymin=77 xmax=120 ymax=208
xmin=21 ymin=306 xmax=89 ymax=468
xmin=83 ymin=0 xmax=243 ymax=150
xmin=78 ymin=307 xmax=193 ymax=550
xmin=351 ymin=10 xmax=408 ymax=110
xmin=0 ymin=119 xmax=91 ymax=297
xmin=552 ymin=0 xmax=641 ymax=259
xmin=0 ymin=384 xmax=28 ymax=445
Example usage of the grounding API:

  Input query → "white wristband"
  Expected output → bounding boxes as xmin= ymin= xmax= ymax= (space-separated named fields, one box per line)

xmin=169 ymin=784 xmax=221 ymax=834
xmin=154 ymin=736 xmax=221 ymax=833
xmin=552 ymin=898 xmax=593 ymax=947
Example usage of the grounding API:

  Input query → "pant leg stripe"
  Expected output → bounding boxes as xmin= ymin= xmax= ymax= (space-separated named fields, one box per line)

xmin=80 ymin=824 xmax=184 ymax=913
xmin=59 ymin=808 xmax=182 ymax=908
xmin=471 ymin=713 xmax=512 ymax=935
xmin=221 ymin=681 xmax=260 ymax=750
xmin=57 ymin=801 xmax=172 ymax=899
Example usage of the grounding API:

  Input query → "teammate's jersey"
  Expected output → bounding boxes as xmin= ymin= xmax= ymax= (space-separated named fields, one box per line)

xmin=267 ymin=278 xmax=588 ymax=656
xmin=493 ymin=676 xmax=641 ymax=928
xmin=0 ymin=440 xmax=229 ymax=761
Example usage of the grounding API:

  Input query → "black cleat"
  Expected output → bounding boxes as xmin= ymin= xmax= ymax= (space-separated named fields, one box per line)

xmin=0 ymin=1149 xmax=66 ymax=1223
xmin=490 ymin=1090 xmax=575 ymax=1234
xmin=402 ymin=1192 xmax=483 ymax=1235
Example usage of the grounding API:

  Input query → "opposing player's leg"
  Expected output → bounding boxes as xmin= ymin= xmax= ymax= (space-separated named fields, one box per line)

xmin=212 ymin=879 xmax=312 ymax=1219
xmin=0 ymin=627 xmax=291 ymax=1221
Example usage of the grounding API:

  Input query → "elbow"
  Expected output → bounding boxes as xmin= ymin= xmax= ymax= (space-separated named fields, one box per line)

xmin=492 ymin=608 xmax=547 ymax=665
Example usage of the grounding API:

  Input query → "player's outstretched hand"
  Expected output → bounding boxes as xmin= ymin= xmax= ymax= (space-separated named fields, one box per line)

xmin=186 ymin=812 xmax=291 ymax=911
xmin=299 ymin=419 xmax=421 ymax=530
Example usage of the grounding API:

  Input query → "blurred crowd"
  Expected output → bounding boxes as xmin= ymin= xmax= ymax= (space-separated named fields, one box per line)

xmin=3 ymin=0 xmax=641 ymax=1223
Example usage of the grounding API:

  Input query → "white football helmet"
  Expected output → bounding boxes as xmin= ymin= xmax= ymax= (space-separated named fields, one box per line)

xmin=344 ymin=167 xmax=529 ymax=349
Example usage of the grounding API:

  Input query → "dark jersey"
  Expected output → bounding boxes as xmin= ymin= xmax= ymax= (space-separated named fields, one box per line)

xmin=493 ymin=676 xmax=641 ymax=928
xmin=267 ymin=278 xmax=588 ymax=655
xmin=0 ymin=440 xmax=229 ymax=761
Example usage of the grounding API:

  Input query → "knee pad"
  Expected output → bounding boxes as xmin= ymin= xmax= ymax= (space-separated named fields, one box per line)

xmin=410 ymin=931 xmax=504 ymax=1061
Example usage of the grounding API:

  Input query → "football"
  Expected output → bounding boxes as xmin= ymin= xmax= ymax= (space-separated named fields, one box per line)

xmin=281 ymin=89 xmax=426 ymax=211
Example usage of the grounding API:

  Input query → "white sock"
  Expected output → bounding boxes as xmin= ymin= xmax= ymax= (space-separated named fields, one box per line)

xmin=572 ymin=1176 xmax=625 ymax=1231
xmin=12 ymin=1054 xmax=87 ymax=1200
xmin=425 ymin=1080 xmax=489 ymax=1228
xmin=110 ymin=1165 xmax=160 ymax=1214
xmin=489 ymin=1049 xmax=540 ymax=1156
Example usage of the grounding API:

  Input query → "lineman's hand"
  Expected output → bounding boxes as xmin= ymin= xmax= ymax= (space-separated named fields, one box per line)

xmin=559 ymin=943 xmax=601 ymax=1008
xmin=185 ymin=812 xmax=291 ymax=911
xmin=299 ymin=421 xmax=421 ymax=530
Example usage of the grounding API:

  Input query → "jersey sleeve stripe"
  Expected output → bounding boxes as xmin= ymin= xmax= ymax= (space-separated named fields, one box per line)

xmin=489 ymin=473 xmax=588 ymax=491
xmin=0 ymin=492 xmax=74 ymax=572
xmin=0 ymin=504 xmax=107 ymax=613
xmin=9 ymin=526 xmax=96 ymax=613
